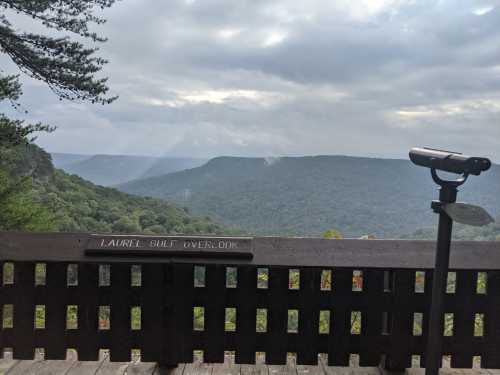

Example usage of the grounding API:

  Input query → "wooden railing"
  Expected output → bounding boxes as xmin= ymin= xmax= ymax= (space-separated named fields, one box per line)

xmin=1 ymin=232 xmax=500 ymax=370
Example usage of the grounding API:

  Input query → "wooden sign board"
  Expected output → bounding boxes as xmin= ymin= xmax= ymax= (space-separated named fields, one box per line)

xmin=85 ymin=234 xmax=253 ymax=259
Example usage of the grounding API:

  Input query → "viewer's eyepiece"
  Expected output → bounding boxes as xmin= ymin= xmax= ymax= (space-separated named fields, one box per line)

xmin=409 ymin=147 xmax=491 ymax=176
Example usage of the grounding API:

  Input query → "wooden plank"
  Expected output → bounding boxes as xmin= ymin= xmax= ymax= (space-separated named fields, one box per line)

xmin=350 ymin=369 xmax=382 ymax=375
xmin=5 ymin=359 xmax=43 ymax=375
xmin=44 ymin=263 xmax=67 ymax=360
xmin=33 ymin=359 xmax=77 ymax=374
xmin=0 ymin=359 xmax=19 ymax=374
xmin=109 ymin=264 xmax=132 ymax=362
xmin=235 ymin=266 xmax=257 ymax=364
xmin=152 ymin=363 xmax=185 ymax=375
xmin=203 ymin=265 xmax=226 ymax=363
xmin=0 ymin=261 xmax=4 ymax=356
xmin=405 ymin=370 xmax=498 ymax=375
xmin=94 ymin=361 xmax=129 ymax=375
xmin=321 ymin=367 xmax=353 ymax=375
xmin=420 ymin=268 xmax=434 ymax=366
xmin=4 ymin=232 xmax=500 ymax=270
xmin=163 ymin=264 xmax=177 ymax=367
xmin=321 ymin=357 xmax=381 ymax=375
xmin=384 ymin=270 xmax=413 ymax=371
xmin=483 ymin=271 xmax=500 ymax=368
xmin=266 ymin=268 xmax=288 ymax=365
xmin=328 ymin=269 xmax=352 ymax=366
xmin=359 ymin=269 xmax=385 ymax=367
xmin=297 ymin=364 xmax=324 ymax=375
xmin=141 ymin=264 xmax=166 ymax=364
xmin=171 ymin=265 xmax=195 ymax=364
xmin=76 ymin=263 xmax=99 ymax=361
xmin=211 ymin=362 xmax=241 ymax=375
xmin=297 ymin=268 xmax=321 ymax=365
xmin=65 ymin=359 xmax=105 ymax=375
xmin=241 ymin=364 xmax=268 ymax=375
xmin=182 ymin=362 xmax=212 ymax=375
xmin=125 ymin=362 xmax=158 ymax=375
xmin=450 ymin=271 xmax=476 ymax=368
xmin=268 ymin=364 xmax=296 ymax=375
xmin=11 ymin=263 xmax=36 ymax=359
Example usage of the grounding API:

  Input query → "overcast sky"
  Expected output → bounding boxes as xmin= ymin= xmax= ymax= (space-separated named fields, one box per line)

xmin=3 ymin=0 xmax=500 ymax=160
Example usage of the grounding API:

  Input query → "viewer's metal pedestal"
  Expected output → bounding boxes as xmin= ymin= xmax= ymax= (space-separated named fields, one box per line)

xmin=424 ymin=170 xmax=464 ymax=375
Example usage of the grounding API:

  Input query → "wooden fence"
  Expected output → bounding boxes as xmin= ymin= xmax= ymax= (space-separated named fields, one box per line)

xmin=1 ymin=232 xmax=500 ymax=370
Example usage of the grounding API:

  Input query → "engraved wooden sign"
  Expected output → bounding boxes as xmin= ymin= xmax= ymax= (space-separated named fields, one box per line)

xmin=85 ymin=234 xmax=253 ymax=259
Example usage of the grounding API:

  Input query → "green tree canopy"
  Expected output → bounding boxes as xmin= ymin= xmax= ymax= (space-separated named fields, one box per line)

xmin=0 ymin=168 xmax=54 ymax=231
xmin=322 ymin=229 xmax=343 ymax=239
xmin=0 ymin=0 xmax=117 ymax=105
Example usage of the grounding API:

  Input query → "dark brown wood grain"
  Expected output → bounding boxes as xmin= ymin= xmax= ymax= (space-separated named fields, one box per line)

xmin=140 ymin=264 xmax=166 ymax=364
xmin=109 ymin=264 xmax=132 ymax=362
xmin=296 ymin=268 xmax=321 ymax=365
xmin=2 ymin=232 xmax=500 ymax=369
xmin=11 ymin=263 xmax=35 ymax=359
xmin=266 ymin=267 xmax=288 ymax=365
xmin=385 ymin=270 xmax=413 ymax=371
xmin=484 ymin=271 xmax=500 ymax=368
xmin=203 ymin=265 xmax=226 ymax=363
xmin=3 ymin=232 xmax=500 ymax=270
xmin=235 ymin=266 xmax=257 ymax=364
xmin=328 ymin=269 xmax=351 ymax=366
xmin=171 ymin=264 xmax=195 ymax=364
xmin=450 ymin=271 xmax=476 ymax=368
xmin=0 ymin=262 xmax=4 ymax=357
xmin=44 ymin=262 xmax=67 ymax=360
xmin=358 ymin=269 xmax=384 ymax=367
xmin=76 ymin=263 xmax=99 ymax=361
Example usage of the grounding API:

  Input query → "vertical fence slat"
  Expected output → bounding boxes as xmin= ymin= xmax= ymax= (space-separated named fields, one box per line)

xmin=451 ymin=271 xmax=475 ymax=368
xmin=328 ymin=269 xmax=351 ymax=366
xmin=45 ymin=262 xmax=67 ymax=360
xmin=11 ymin=263 xmax=35 ymax=359
xmin=109 ymin=264 xmax=131 ymax=362
xmin=0 ymin=261 xmax=4 ymax=357
xmin=77 ymin=263 xmax=99 ymax=361
xmin=385 ymin=270 xmax=413 ymax=371
xmin=266 ymin=267 xmax=288 ymax=364
xmin=484 ymin=271 xmax=500 ymax=368
xmin=235 ymin=266 xmax=257 ymax=364
xmin=141 ymin=263 xmax=166 ymax=363
xmin=297 ymin=268 xmax=321 ymax=365
xmin=163 ymin=264 xmax=177 ymax=366
xmin=173 ymin=264 xmax=195 ymax=363
xmin=360 ymin=269 xmax=384 ymax=367
xmin=204 ymin=265 xmax=226 ymax=363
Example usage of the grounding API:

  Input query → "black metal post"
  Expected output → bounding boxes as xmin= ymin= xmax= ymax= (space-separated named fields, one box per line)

xmin=424 ymin=184 xmax=458 ymax=375
xmin=409 ymin=147 xmax=491 ymax=375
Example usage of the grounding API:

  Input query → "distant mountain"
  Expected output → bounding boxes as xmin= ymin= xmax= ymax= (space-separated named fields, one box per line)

xmin=140 ymin=158 xmax=209 ymax=179
xmin=51 ymin=152 xmax=91 ymax=167
xmin=51 ymin=153 xmax=207 ymax=186
xmin=118 ymin=155 xmax=500 ymax=238
xmin=3 ymin=146 xmax=229 ymax=235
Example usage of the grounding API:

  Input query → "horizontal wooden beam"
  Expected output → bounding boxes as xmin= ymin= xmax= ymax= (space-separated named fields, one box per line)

xmin=1 ymin=231 xmax=500 ymax=269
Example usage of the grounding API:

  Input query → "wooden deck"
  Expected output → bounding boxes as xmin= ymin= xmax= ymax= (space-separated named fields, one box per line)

xmin=1 ymin=359 xmax=499 ymax=375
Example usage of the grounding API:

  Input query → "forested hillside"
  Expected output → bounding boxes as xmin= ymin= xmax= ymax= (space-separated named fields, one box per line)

xmin=1 ymin=144 xmax=229 ymax=235
xmin=53 ymin=153 xmax=206 ymax=186
xmin=119 ymin=156 xmax=500 ymax=238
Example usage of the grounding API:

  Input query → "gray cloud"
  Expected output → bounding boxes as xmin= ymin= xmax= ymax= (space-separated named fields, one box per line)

xmin=2 ymin=0 xmax=500 ymax=161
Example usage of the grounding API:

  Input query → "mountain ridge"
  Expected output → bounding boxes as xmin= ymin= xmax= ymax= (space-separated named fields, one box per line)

xmin=118 ymin=155 xmax=500 ymax=238
xmin=51 ymin=153 xmax=207 ymax=186
xmin=0 ymin=144 xmax=231 ymax=235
